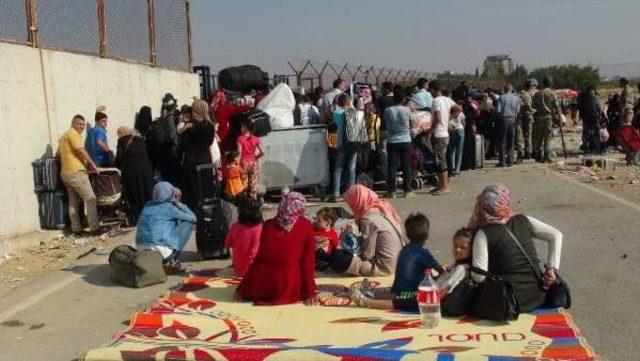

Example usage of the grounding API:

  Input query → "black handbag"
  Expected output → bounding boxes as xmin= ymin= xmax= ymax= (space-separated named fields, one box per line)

xmin=505 ymin=228 xmax=571 ymax=309
xmin=467 ymin=267 xmax=520 ymax=321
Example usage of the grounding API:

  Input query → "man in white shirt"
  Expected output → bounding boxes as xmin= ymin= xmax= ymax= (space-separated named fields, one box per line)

xmin=321 ymin=78 xmax=347 ymax=122
xmin=429 ymin=80 xmax=454 ymax=195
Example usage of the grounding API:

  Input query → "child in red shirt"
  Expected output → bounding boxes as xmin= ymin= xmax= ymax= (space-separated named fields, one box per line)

xmin=225 ymin=196 xmax=263 ymax=278
xmin=236 ymin=118 xmax=264 ymax=200
xmin=314 ymin=207 xmax=339 ymax=271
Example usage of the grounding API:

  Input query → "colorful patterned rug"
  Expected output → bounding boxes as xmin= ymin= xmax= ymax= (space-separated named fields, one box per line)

xmin=83 ymin=268 xmax=597 ymax=361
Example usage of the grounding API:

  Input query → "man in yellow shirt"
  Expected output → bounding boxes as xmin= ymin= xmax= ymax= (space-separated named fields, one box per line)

xmin=57 ymin=115 xmax=102 ymax=235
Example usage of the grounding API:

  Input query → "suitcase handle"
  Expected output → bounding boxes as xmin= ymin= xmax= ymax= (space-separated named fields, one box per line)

xmin=195 ymin=163 xmax=220 ymax=205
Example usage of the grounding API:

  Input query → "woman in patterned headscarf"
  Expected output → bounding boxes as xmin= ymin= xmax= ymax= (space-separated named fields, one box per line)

xmin=236 ymin=192 xmax=316 ymax=305
xmin=469 ymin=184 xmax=564 ymax=312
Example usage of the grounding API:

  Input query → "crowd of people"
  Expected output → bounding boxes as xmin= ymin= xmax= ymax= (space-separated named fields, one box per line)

xmin=56 ymin=73 xmax=640 ymax=310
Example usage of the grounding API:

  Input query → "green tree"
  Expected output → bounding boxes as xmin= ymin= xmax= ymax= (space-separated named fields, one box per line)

xmin=529 ymin=64 xmax=600 ymax=90
xmin=506 ymin=64 xmax=529 ymax=89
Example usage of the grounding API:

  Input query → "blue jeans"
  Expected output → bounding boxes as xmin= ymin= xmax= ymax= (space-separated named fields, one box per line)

xmin=333 ymin=145 xmax=357 ymax=196
xmin=165 ymin=221 xmax=194 ymax=262
xmin=449 ymin=129 xmax=465 ymax=173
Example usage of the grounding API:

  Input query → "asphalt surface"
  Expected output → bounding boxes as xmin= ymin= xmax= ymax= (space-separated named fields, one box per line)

xmin=1 ymin=162 xmax=638 ymax=361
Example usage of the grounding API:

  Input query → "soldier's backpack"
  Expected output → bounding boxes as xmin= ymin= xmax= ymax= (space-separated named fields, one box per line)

xmin=109 ymin=245 xmax=167 ymax=288
xmin=343 ymin=108 xmax=368 ymax=147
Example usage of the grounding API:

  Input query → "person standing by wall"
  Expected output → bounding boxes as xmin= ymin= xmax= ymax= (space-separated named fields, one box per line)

xmin=516 ymin=79 xmax=537 ymax=162
xmin=57 ymin=115 xmax=102 ymax=235
xmin=532 ymin=77 xmax=562 ymax=163
xmin=495 ymin=84 xmax=521 ymax=167
xmin=322 ymin=78 xmax=347 ymax=122
xmin=330 ymin=94 xmax=357 ymax=202
xmin=86 ymin=112 xmax=113 ymax=167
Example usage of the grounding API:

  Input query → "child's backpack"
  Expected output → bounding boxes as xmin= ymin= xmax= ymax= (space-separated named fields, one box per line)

xmin=344 ymin=109 xmax=368 ymax=146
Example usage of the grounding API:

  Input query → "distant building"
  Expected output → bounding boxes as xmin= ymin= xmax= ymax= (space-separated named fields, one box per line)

xmin=483 ymin=55 xmax=514 ymax=77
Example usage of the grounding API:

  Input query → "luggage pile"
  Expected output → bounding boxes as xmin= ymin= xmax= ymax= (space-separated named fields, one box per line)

xmin=218 ymin=65 xmax=269 ymax=93
xmin=32 ymin=157 xmax=67 ymax=230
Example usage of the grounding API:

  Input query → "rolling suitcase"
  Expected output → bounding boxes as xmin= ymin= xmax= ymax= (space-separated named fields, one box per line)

xmin=37 ymin=190 xmax=67 ymax=230
xmin=32 ymin=157 xmax=61 ymax=192
xmin=195 ymin=164 xmax=230 ymax=260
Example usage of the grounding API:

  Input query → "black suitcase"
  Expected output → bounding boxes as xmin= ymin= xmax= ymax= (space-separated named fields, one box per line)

xmin=32 ymin=157 xmax=61 ymax=192
xmin=195 ymin=164 xmax=230 ymax=260
xmin=37 ymin=190 xmax=67 ymax=230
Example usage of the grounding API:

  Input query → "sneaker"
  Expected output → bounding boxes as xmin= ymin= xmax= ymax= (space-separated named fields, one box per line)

xmin=404 ymin=191 xmax=416 ymax=198
xmin=384 ymin=192 xmax=396 ymax=199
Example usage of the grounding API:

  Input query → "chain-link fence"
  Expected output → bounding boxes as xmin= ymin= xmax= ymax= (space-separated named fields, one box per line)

xmin=0 ymin=0 xmax=192 ymax=71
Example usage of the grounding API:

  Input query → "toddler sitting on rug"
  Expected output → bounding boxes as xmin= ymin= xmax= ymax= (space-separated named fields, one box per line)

xmin=350 ymin=213 xmax=444 ymax=311
xmin=314 ymin=207 xmax=340 ymax=271
xmin=225 ymin=196 xmax=263 ymax=278
xmin=350 ymin=219 xmax=473 ymax=315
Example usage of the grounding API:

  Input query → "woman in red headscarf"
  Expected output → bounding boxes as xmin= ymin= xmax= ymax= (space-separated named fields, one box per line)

xmin=235 ymin=192 xmax=316 ymax=305
xmin=329 ymin=185 xmax=406 ymax=277
xmin=468 ymin=184 xmax=564 ymax=312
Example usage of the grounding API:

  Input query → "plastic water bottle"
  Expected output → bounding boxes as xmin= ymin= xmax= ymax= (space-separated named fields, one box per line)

xmin=417 ymin=269 xmax=441 ymax=329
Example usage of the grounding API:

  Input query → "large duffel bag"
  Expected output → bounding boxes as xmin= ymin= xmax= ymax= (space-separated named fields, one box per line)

xmin=37 ymin=190 xmax=67 ymax=230
xmin=109 ymin=245 xmax=167 ymax=288
xmin=32 ymin=157 xmax=61 ymax=192
xmin=218 ymin=65 xmax=269 ymax=92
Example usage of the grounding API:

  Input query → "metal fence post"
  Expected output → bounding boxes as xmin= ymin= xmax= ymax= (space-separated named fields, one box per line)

xmin=147 ymin=0 xmax=157 ymax=66
xmin=26 ymin=0 xmax=38 ymax=46
xmin=97 ymin=0 xmax=106 ymax=57
xmin=185 ymin=0 xmax=193 ymax=71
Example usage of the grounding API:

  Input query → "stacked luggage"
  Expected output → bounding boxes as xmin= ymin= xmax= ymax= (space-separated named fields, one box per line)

xmin=32 ymin=157 xmax=67 ymax=230
xmin=218 ymin=65 xmax=269 ymax=93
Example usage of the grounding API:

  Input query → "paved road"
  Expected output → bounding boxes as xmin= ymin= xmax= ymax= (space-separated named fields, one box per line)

xmin=1 ymin=163 xmax=638 ymax=360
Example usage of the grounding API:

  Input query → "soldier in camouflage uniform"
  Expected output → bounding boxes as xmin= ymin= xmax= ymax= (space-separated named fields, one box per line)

xmin=515 ymin=79 xmax=537 ymax=162
xmin=532 ymin=77 xmax=562 ymax=163
xmin=619 ymin=78 xmax=635 ymax=126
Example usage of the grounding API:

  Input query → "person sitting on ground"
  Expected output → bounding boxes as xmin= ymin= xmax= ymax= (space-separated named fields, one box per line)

xmin=86 ymin=111 xmax=113 ymax=166
xmin=329 ymin=185 xmax=406 ymax=277
xmin=225 ymin=196 xmax=263 ymax=278
xmin=435 ymin=228 xmax=474 ymax=316
xmin=468 ymin=184 xmax=563 ymax=312
xmin=114 ymin=126 xmax=153 ymax=225
xmin=136 ymin=182 xmax=197 ymax=274
xmin=314 ymin=207 xmax=340 ymax=271
xmin=223 ymin=150 xmax=246 ymax=200
xmin=235 ymin=192 xmax=316 ymax=305
xmin=349 ymin=213 xmax=443 ymax=311
xmin=57 ymin=114 xmax=103 ymax=236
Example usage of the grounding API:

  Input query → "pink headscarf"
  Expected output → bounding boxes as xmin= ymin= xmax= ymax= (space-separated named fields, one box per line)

xmin=343 ymin=185 xmax=403 ymax=234
xmin=210 ymin=90 xmax=227 ymax=117
xmin=276 ymin=192 xmax=307 ymax=232
xmin=467 ymin=184 xmax=515 ymax=231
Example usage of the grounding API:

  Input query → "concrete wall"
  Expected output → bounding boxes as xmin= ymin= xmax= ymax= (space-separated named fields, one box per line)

xmin=0 ymin=42 xmax=199 ymax=240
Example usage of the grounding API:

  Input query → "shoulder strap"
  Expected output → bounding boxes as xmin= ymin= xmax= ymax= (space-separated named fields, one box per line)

xmin=504 ymin=226 xmax=544 ymax=281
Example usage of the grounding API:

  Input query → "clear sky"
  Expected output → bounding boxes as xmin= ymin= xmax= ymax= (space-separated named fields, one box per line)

xmin=191 ymin=0 xmax=640 ymax=76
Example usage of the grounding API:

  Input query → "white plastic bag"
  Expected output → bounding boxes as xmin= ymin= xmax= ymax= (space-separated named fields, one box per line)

xmin=257 ymin=83 xmax=296 ymax=128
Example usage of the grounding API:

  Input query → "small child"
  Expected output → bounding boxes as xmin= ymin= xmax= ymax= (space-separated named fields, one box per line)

xmin=314 ymin=208 xmax=339 ymax=271
xmin=236 ymin=118 xmax=264 ymax=200
xmin=435 ymin=228 xmax=473 ymax=316
xmin=350 ymin=213 xmax=444 ymax=311
xmin=225 ymin=196 xmax=263 ymax=278
xmin=223 ymin=151 xmax=245 ymax=200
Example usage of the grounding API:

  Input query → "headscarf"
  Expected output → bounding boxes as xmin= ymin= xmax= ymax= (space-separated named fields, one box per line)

xmin=211 ymin=90 xmax=227 ymax=115
xmin=276 ymin=191 xmax=307 ymax=232
xmin=135 ymin=106 xmax=152 ymax=134
xmin=343 ymin=185 xmax=403 ymax=234
xmin=152 ymin=182 xmax=175 ymax=203
xmin=192 ymin=99 xmax=211 ymax=123
xmin=467 ymin=184 xmax=515 ymax=231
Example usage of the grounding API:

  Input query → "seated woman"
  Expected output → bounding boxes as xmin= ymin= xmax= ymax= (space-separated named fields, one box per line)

xmin=235 ymin=192 xmax=316 ymax=305
xmin=114 ymin=126 xmax=154 ymax=225
xmin=136 ymin=182 xmax=197 ymax=273
xmin=468 ymin=184 xmax=563 ymax=312
xmin=330 ymin=185 xmax=406 ymax=276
